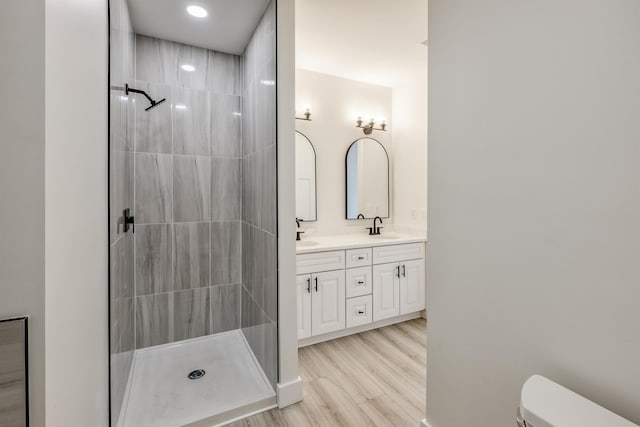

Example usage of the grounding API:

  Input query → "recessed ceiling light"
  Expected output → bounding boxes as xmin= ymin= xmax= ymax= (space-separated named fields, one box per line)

xmin=181 ymin=64 xmax=196 ymax=72
xmin=187 ymin=5 xmax=208 ymax=18
xmin=175 ymin=104 xmax=187 ymax=110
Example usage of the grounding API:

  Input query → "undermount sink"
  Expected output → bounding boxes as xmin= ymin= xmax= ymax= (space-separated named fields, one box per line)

xmin=296 ymin=240 xmax=319 ymax=247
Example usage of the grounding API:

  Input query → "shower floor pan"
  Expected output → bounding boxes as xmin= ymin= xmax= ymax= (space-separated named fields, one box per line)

xmin=119 ymin=330 xmax=276 ymax=427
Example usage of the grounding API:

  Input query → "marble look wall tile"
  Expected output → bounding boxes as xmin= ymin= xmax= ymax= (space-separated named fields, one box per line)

xmin=135 ymin=35 xmax=177 ymax=85
xmin=241 ymin=285 xmax=268 ymax=329
xmin=110 ymin=150 xmax=133 ymax=242
xmin=172 ymin=87 xmax=211 ymax=156
xmin=241 ymin=81 xmax=257 ymax=157
xmin=242 ymin=152 xmax=261 ymax=227
xmin=136 ymin=292 xmax=174 ymax=348
xmin=173 ymin=287 xmax=211 ymax=341
xmin=211 ymin=158 xmax=241 ymax=221
xmin=207 ymin=51 xmax=241 ymax=95
xmin=255 ymin=61 xmax=277 ymax=151
xmin=173 ymin=222 xmax=210 ymax=290
xmin=261 ymin=144 xmax=277 ymax=234
xmin=242 ymin=38 xmax=256 ymax=95
xmin=243 ymin=321 xmax=277 ymax=388
xmin=262 ymin=321 xmax=278 ymax=388
xmin=111 ymin=231 xmax=135 ymax=299
xmin=211 ymin=221 xmax=241 ymax=285
xmin=173 ymin=156 xmax=211 ymax=222
xmin=110 ymin=290 xmax=122 ymax=351
xmin=262 ymin=232 xmax=277 ymax=322
xmin=119 ymin=298 xmax=135 ymax=352
xmin=210 ymin=284 xmax=241 ymax=333
xmin=241 ymin=223 xmax=263 ymax=304
xmin=210 ymin=95 xmax=242 ymax=158
xmin=239 ymin=2 xmax=278 ymax=388
xmin=241 ymin=223 xmax=254 ymax=297
xmin=109 ymin=2 xmax=123 ymax=83
xmin=175 ymin=43 xmax=209 ymax=90
xmin=135 ymin=81 xmax=172 ymax=154
xmin=135 ymin=224 xmax=173 ymax=296
xmin=135 ymin=153 xmax=172 ymax=224
xmin=125 ymin=87 xmax=136 ymax=152
xmin=110 ymin=91 xmax=127 ymax=152
xmin=122 ymin=3 xmax=135 ymax=82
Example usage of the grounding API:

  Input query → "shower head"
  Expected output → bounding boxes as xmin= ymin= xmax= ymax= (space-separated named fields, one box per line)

xmin=145 ymin=98 xmax=167 ymax=111
xmin=124 ymin=84 xmax=166 ymax=112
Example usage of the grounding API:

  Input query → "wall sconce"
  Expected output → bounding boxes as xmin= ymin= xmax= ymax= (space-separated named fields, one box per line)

xmin=295 ymin=106 xmax=312 ymax=121
xmin=356 ymin=117 xmax=386 ymax=135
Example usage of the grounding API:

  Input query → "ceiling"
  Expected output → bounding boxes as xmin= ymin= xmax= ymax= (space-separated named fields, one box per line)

xmin=295 ymin=0 xmax=428 ymax=88
xmin=127 ymin=0 xmax=270 ymax=55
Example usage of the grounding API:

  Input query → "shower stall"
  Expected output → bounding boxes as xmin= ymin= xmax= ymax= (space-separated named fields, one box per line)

xmin=108 ymin=1 xmax=278 ymax=425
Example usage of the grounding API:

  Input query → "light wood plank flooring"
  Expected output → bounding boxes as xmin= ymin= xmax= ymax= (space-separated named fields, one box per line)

xmin=229 ymin=318 xmax=426 ymax=427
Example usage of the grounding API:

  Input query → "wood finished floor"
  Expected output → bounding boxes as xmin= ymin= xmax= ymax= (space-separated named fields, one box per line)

xmin=229 ymin=318 xmax=426 ymax=427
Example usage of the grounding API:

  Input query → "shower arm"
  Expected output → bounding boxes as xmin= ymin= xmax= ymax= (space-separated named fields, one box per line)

xmin=122 ymin=84 xmax=167 ymax=111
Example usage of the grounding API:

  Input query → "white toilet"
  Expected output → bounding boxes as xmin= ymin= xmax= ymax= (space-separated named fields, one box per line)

xmin=517 ymin=375 xmax=639 ymax=427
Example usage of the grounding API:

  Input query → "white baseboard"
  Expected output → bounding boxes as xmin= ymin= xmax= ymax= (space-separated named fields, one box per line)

xmin=277 ymin=376 xmax=303 ymax=408
xmin=298 ymin=312 xmax=423 ymax=347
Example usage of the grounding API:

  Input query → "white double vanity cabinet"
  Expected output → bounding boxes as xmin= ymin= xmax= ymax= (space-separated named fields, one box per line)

xmin=295 ymin=236 xmax=426 ymax=346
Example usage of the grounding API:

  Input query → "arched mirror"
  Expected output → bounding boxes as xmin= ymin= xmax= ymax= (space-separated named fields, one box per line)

xmin=346 ymin=137 xmax=389 ymax=219
xmin=295 ymin=131 xmax=317 ymax=221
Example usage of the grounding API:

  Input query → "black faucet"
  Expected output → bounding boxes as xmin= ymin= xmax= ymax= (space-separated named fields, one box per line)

xmin=296 ymin=218 xmax=304 ymax=241
xmin=367 ymin=216 xmax=384 ymax=235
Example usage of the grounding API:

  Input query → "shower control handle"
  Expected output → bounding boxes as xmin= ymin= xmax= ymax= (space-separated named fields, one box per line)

xmin=123 ymin=208 xmax=135 ymax=233
xmin=306 ymin=278 xmax=311 ymax=293
xmin=314 ymin=277 xmax=318 ymax=292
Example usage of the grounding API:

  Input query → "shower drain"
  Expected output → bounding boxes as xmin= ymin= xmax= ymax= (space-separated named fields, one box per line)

xmin=188 ymin=369 xmax=206 ymax=380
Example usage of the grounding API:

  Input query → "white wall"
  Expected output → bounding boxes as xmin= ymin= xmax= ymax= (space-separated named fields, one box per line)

xmin=0 ymin=1 xmax=46 ymax=425
xmin=45 ymin=0 xmax=109 ymax=425
xmin=427 ymin=1 xmax=640 ymax=426
xmin=392 ymin=80 xmax=428 ymax=233
xmin=295 ymin=69 xmax=392 ymax=236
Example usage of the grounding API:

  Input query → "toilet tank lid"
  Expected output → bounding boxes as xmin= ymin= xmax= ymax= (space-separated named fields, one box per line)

xmin=520 ymin=375 xmax=638 ymax=427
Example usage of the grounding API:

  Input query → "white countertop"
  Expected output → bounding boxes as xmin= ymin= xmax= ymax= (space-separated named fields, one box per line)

xmin=295 ymin=232 xmax=427 ymax=254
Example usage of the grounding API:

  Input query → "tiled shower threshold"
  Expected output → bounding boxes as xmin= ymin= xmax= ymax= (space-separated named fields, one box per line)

xmin=118 ymin=330 xmax=276 ymax=427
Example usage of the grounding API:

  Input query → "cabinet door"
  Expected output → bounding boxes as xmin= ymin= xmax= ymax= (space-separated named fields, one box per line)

xmin=400 ymin=259 xmax=425 ymax=314
xmin=311 ymin=270 xmax=346 ymax=336
xmin=372 ymin=263 xmax=400 ymax=321
xmin=296 ymin=274 xmax=312 ymax=339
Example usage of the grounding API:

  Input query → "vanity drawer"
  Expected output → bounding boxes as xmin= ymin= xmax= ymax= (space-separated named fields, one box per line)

xmin=296 ymin=250 xmax=346 ymax=275
xmin=345 ymin=266 xmax=372 ymax=298
xmin=372 ymin=243 xmax=424 ymax=265
xmin=346 ymin=248 xmax=373 ymax=268
xmin=346 ymin=295 xmax=373 ymax=328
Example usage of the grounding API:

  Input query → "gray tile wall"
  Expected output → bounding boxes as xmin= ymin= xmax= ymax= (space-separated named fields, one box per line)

xmin=241 ymin=0 xmax=278 ymax=389
xmin=109 ymin=0 xmax=136 ymax=424
xmin=133 ymin=34 xmax=243 ymax=350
